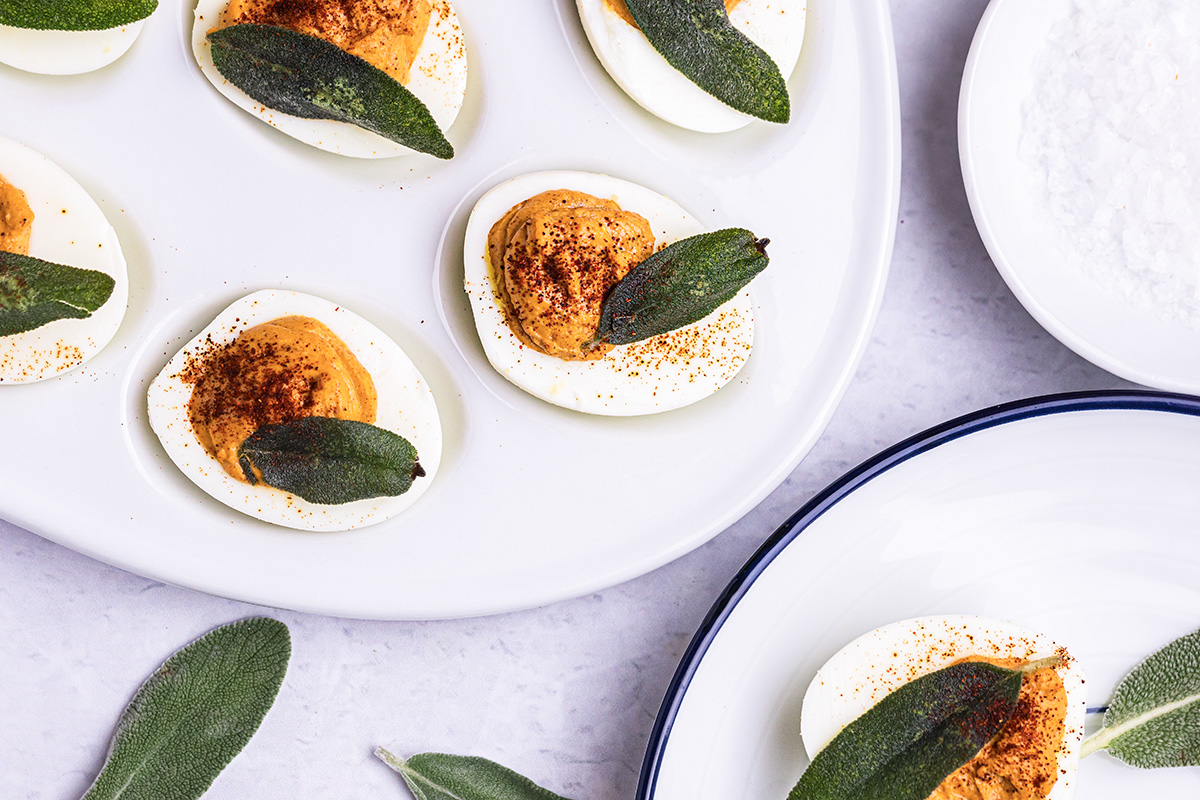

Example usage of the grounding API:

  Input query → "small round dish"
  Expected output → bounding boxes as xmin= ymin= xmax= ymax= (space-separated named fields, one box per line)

xmin=639 ymin=391 xmax=1200 ymax=800
xmin=960 ymin=0 xmax=1200 ymax=393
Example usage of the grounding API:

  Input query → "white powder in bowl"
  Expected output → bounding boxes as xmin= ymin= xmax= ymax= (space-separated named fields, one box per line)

xmin=1021 ymin=0 xmax=1200 ymax=329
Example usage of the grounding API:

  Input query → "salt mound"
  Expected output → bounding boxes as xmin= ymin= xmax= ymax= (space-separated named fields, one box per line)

xmin=1021 ymin=0 xmax=1200 ymax=329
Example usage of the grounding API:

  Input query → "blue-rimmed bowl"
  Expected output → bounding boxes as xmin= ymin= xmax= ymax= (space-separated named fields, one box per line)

xmin=639 ymin=390 xmax=1200 ymax=800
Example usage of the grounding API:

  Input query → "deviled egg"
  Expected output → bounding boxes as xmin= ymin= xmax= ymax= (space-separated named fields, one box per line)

xmin=801 ymin=615 xmax=1087 ymax=800
xmin=0 ymin=2 xmax=156 ymax=75
xmin=192 ymin=0 xmax=468 ymax=158
xmin=0 ymin=134 xmax=127 ymax=383
xmin=463 ymin=170 xmax=757 ymax=416
xmin=148 ymin=290 xmax=442 ymax=531
xmin=577 ymin=0 xmax=806 ymax=132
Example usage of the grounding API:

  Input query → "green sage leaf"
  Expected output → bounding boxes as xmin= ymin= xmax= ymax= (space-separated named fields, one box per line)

xmin=0 ymin=0 xmax=157 ymax=31
xmin=622 ymin=0 xmax=789 ymax=123
xmin=207 ymin=23 xmax=453 ymax=159
xmin=1082 ymin=627 xmax=1200 ymax=768
xmin=789 ymin=661 xmax=1024 ymax=800
xmin=80 ymin=617 xmax=290 ymax=800
xmin=375 ymin=749 xmax=577 ymax=800
xmin=238 ymin=416 xmax=424 ymax=505
xmin=0 ymin=250 xmax=115 ymax=336
xmin=594 ymin=228 xmax=767 ymax=346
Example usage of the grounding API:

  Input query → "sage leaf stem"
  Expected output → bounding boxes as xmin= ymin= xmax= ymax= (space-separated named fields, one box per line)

xmin=1081 ymin=627 xmax=1200 ymax=767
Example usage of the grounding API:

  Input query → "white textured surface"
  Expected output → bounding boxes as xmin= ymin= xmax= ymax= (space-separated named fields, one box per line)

xmin=0 ymin=1 xmax=1130 ymax=798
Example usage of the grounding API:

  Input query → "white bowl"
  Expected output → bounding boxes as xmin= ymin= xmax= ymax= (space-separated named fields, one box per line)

xmin=960 ymin=0 xmax=1200 ymax=392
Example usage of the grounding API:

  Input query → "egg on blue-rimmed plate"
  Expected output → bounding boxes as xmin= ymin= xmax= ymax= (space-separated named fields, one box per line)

xmin=801 ymin=615 xmax=1088 ymax=800
xmin=463 ymin=170 xmax=756 ymax=416
xmin=147 ymin=290 xmax=442 ymax=531
xmin=0 ymin=134 xmax=127 ymax=383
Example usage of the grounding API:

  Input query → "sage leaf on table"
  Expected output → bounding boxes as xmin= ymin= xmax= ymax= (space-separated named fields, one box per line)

xmin=0 ymin=251 xmax=115 ymax=336
xmin=1082 ymin=627 xmax=1200 ymax=767
xmin=593 ymin=228 xmax=768 ymax=346
xmin=80 ymin=617 xmax=290 ymax=800
xmin=622 ymin=0 xmax=789 ymax=123
xmin=238 ymin=416 xmax=425 ymax=505
xmin=375 ymin=749 xmax=577 ymax=800
xmin=0 ymin=0 xmax=157 ymax=31
xmin=788 ymin=660 xmax=1034 ymax=800
xmin=207 ymin=23 xmax=454 ymax=159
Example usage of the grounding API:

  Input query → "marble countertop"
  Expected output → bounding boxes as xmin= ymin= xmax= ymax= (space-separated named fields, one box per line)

xmin=0 ymin=1 xmax=1133 ymax=797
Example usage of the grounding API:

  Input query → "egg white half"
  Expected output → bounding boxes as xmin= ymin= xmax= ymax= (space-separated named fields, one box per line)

xmin=463 ymin=170 xmax=755 ymax=416
xmin=801 ymin=615 xmax=1087 ymax=800
xmin=0 ymin=20 xmax=147 ymax=75
xmin=0 ymin=134 xmax=128 ymax=384
xmin=192 ymin=0 xmax=467 ymax=158
xmin=147 ymin=290 xmax=443 ymax=531
xmin=576 ymin=0 xmax=806 ymax=133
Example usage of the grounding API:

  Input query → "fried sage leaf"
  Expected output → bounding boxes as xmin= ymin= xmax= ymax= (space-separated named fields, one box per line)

xmin=0 ymin=0 xmax=157 ymax=31
xmin=1082 ymin=627 xmax=1200 ymax=768
xmin=80 ymin=618 xmax=290 ymax=800
xmin=207 ymin=23 xmax=453 ymax=159
xmin=0 ymin=251 xmax=115 ymax=337
xmin=238 ymin=416 xmax=424 ymax=505
xmin=375 ymin=749 xmax=577 ymax=800
xmin=789 ymin=661 xmax=1027 ymax=800
xmin=622 ymin=0 xmax=789 ymax=123
xmin=594 ymin=228 xmax=767 ymax=346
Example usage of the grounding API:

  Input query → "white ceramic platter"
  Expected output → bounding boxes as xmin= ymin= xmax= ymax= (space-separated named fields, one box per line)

xmin=0 ymin=0 xmax=899 ymax=619
xmin=960 ymin=0 xmax=1200 ymax=393
xmin=640 ymin=392 xmax=1200 ymax=800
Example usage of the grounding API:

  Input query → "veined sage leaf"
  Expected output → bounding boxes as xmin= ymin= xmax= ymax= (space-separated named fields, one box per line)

xmin=594 ymin=228 xmax=768 ymax=346
xmin=0 ymin=0 xmax=157 ymax=31
xmin=80 ymin=617 xmax=290 ymax=800
xmin=375 ymin=749 xmax=577 ymax=800
xmin=207 ymin=23 xmax=453 ymax=159
xmin=789 ymin=661 xmax=1025 ymax=800
xmin=1082 ymin=627 xmax=1200 ymax=767
xmin=0 ymin=251 xmax=115 ymax=336
xmin=622 ymin=0 xmax=789 ymax=123
xmin=238 ymin=416 xmax=424 ymax=505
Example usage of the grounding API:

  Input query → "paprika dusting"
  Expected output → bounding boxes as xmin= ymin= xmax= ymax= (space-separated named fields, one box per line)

xmin=486 ymin=189 xmax=656 ymax=361
xmin=928 ymin=656 xmax=1070 ymax=800
xmin=185 ymin=315 xmax=377 ymax=482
